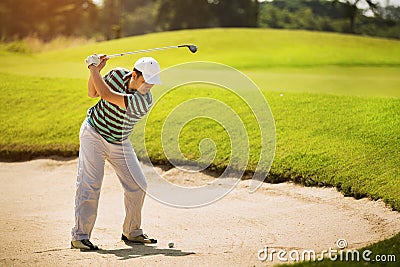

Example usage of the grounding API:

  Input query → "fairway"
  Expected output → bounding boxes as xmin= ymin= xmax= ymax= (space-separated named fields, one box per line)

xmin=248 ymin=67 xmax=400 ymax=98
xmin=0 ymin=28 xmax=399 ymax=266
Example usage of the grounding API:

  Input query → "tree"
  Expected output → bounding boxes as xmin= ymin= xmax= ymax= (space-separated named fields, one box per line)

xmin=259 ymin=5 xmax=283 ymax=28
xmin=332 ymin=0 xmax=378 ymax=33
xmin=379 ymin=5 xmax=400 ymax=20
xmin=155 ymin=0 xmax=259 ymax=31
xmin=155 ymin=0 xmax=213 ymax=31
xmin=121 ymin=0 xmax=158 ymax=36
xmin=101 ymin=0 xmax=121 ymax=39
xmin=0 ymin=0 xmax=99 ymax=41
xmin=210 ymin=0 xmax=259 ymax=27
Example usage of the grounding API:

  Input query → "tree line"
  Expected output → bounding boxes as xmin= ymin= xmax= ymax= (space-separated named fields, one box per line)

xmin=0 ymin=0 xmax=399 ymax=42
xmin=259 ymin=0 xmax=400 ymax=39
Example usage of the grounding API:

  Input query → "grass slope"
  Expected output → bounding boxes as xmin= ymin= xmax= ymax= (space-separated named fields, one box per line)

xmin=39 ymin=28 xmax=400 ymax=70
xmin=0 ymin=28 xmax=400 ymax=79
xmin=0 ymin=73 xmax=95 ymax=159
xmin=129 ymin=85 xmax=399 ymax=209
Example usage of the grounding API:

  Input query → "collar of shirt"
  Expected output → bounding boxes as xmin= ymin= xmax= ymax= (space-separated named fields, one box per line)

xmin=122 ymin=70 xmax=149 ymax=95
xmin=123 ymin=71 xmax=133 ymax=90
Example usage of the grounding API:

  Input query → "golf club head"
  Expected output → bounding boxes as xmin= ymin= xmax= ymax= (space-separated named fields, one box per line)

xmin=188 ymin=45 xmax=198 ymax=53
xmin=179 ymin=44 xmax=198 ymax=53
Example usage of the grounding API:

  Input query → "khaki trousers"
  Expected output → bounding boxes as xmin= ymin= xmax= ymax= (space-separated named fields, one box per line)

xmin=71 ymin=120 xmax=147 ymax=241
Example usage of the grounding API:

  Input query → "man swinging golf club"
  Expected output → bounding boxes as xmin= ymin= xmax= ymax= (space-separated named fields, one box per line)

xmin=71 ymin=54 xmax=161 ymax=250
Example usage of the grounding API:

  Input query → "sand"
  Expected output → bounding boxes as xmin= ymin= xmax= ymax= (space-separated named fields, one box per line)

xmin=0 ymin=158 xmax=399 ymax=266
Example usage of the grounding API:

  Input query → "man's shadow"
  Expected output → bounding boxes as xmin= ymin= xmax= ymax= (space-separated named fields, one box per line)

xmin=88 ymin=241 xmax=195 ymax=260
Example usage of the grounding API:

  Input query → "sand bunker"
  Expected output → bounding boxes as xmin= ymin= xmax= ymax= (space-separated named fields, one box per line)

xmin=0 ymin=159 xmax=399 ymax=266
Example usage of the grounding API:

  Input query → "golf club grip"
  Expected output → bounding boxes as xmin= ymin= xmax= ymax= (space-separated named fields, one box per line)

xmin=106 ymin=54 xmax=126 ymax=59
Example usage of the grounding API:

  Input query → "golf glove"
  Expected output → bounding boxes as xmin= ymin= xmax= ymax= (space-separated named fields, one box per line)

xmin=85 ymin=55 xmax=100 ymax=68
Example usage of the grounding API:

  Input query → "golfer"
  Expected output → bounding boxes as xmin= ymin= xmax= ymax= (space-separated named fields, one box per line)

xmin=71 ymin=54 xmax=161 ymax=250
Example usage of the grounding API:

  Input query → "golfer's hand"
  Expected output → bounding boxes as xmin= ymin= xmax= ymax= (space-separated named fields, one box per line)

xmin=86 ymin=54 xmax=108 ymax=70
xmin=96 ymin=54 xmax=108 ymax=71
xmin=85 ymin=55 xmax=100 ymax=68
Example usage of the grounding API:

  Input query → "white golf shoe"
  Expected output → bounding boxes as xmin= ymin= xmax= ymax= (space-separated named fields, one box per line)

xmin=71 ymin=239 xmax=99 ymax=250
xmin=121 ymin=233 xmax=157 ymax=244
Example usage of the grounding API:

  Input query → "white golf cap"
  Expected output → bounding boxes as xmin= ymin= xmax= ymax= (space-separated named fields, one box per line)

xmin=134 ymin=57 xmax=161 ymax=85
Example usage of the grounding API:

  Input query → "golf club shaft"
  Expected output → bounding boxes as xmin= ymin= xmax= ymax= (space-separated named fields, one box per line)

xmin=107 ymin=45 xmax=184 ymax=59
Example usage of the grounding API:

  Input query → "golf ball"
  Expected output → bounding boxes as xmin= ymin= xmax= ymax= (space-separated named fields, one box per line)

xmin=168 ymin=242 xmax=174 ymax=248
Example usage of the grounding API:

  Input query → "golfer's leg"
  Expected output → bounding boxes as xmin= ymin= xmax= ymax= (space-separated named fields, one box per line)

xmin=108 ymin=141 xmax=147 ymax=238
xmin=71 ymin=121 xmax=106 ymax=241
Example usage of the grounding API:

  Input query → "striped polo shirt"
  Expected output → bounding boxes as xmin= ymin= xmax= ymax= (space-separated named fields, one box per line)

xmin=87 ymin=67 xmax=153 ymax=143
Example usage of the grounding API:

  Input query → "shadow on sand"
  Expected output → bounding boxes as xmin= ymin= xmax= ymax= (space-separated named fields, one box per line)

xmin=85 ymin=242 xmax=195 ymax=260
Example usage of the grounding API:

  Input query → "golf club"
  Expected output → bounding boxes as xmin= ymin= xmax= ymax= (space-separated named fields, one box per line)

xmin=106 ymin=44 xmax=198 ymax=59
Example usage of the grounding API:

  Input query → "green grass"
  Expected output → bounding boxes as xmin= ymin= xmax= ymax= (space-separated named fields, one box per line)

xmin=129 ymin=84 xmax=399 ymax=209
xmin=0 ymin=28 xmax=399 ymax=266
xmin=270 ymin=93 xmax=399 ymax=205
xmin=1 ymin=28 xmax=400 ymax=79
xmin=248 ymin=67 xmax=400 ymax=98
xmin=0 ymin=73 xmax=97 ymax=159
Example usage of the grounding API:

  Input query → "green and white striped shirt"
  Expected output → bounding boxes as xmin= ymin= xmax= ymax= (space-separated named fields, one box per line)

xmin=87 ymin=68 xmax=153 ymax=143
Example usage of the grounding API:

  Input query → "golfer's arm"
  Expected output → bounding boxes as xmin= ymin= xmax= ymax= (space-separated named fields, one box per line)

xmin=89 ymin=66 xmax=126 ymax=108
xmin=88 ymin=76 xmax=99 ymax=98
